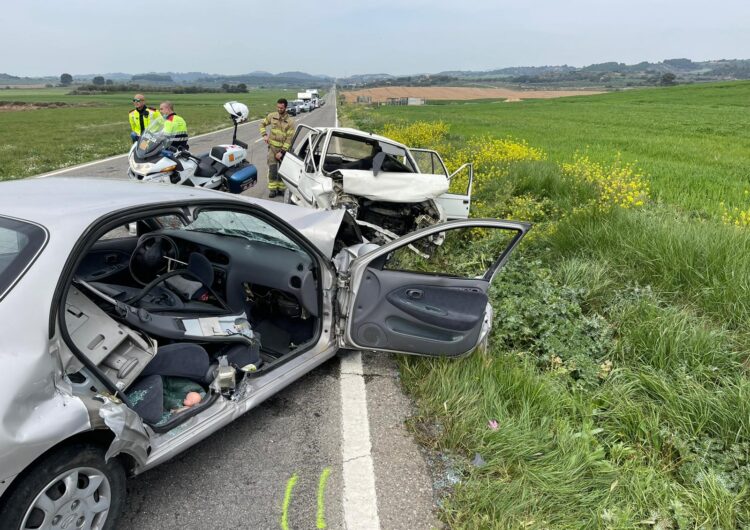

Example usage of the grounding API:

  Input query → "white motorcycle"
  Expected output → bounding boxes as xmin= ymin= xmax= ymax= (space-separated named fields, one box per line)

xmin=128 ymin=101 xmax=257 ymax=194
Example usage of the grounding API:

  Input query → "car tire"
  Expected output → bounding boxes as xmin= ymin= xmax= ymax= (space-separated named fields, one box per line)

xmin=0 ymin=443 xmax=126 ymax=530
xmin=283 ymin=188 xmax=294 ymax=204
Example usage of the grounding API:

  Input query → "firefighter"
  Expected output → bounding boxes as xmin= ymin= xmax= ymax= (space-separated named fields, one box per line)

xmin=260 ymin=98 xmax=295 ymax=198
xmin=128 ymin=94 xmax=160 ymax=142
xmin=158 ymin=101 xmax=189 ymax=150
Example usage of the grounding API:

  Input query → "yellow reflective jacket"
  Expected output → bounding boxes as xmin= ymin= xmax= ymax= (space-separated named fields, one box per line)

xmin=128 ymin=107 xmax=160 ymax=135
xmin=163 ymin=113 xmax=189 ymax=148
xmin=260 ymin=111 xmax=294 ymax=151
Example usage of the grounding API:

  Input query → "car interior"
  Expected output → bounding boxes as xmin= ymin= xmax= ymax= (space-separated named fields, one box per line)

xmin=294 ymin=132 xmax=415 ymax=175
xmin=63 ymin=209 xmax=324 ymax=429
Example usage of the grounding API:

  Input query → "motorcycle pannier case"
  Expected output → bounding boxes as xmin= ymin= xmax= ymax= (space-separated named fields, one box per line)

xmin=223 ymin=164 xmax=258 ymax=194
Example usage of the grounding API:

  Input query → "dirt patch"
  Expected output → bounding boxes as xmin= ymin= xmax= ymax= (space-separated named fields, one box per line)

xmin=342 ymin=86 xmax=604 ymax=104
xmin=0 ymin=101 xmax=92 ymax=112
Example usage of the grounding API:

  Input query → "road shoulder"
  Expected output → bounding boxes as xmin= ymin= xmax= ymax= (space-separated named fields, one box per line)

xmin=362 ymin=352 xmax=441 ymax=530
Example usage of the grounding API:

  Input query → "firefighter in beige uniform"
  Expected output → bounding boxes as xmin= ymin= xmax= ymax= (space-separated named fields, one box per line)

xmin=260 ymin=98 xmax=295 ymax=198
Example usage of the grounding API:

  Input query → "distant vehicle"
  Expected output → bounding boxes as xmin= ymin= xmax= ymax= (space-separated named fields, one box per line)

xmin=287 ymin=101 xmax=300 ymax=116
xmin=299 ymin=101 xmax=310 ymax=112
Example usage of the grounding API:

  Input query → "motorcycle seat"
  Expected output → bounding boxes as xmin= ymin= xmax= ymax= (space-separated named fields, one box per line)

xmin=194 ymin=153 xmax=223 ymax=178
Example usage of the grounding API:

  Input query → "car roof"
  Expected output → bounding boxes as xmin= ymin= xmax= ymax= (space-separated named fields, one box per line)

xmin=0 ymin=177 xmax=237 ymax=225
xmin=0 ymin=177 xmax=350 ymax=258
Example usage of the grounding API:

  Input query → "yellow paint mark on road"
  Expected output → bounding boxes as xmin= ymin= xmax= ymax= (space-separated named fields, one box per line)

xmin=317 ymin=467 xmax=332 ymax=529
xmin=281 ymin=473 xmax=299 ymax=530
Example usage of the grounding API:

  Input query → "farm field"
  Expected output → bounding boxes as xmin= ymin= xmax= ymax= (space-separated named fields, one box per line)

xmin=349 ymin=81 xmax=750 ymax=216
xmin=0 ymin=88 xmax=298 ymax=179
xmin=341 ymin=86 xmax=603 ymax=103
xmin=343 ymin=82 xmax=750 ymax=528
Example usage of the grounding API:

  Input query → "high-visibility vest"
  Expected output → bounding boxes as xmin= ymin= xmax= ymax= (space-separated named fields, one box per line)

xmin=260 ymin=111 xmax=294 ymax=151
xmin=128 ymin=107 xmax=160 ymax=135
xmin=163 ymin=113 xmax=188 ymax=147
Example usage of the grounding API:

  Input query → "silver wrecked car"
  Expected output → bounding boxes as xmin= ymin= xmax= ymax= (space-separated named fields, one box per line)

xmin=0 ymin=177 xmax=528 ymax=529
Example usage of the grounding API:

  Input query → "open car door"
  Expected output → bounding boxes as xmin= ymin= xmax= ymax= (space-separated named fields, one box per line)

xmin=409 ymin=148 xmax=473 ymax=220
xmin=279 ymin=124 xmax=319 ymax=199
xmin=338 ymin=219 xmax=530 ymax=357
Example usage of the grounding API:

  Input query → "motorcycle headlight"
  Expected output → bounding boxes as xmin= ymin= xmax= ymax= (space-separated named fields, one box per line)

xmin=146 ymin=174 xmax=169 ymax=184
xmin=130 ymin=161 xmax=154 ymax=174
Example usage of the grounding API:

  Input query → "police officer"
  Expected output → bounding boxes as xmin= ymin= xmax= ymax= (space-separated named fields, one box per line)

xmin=260 ymin=98 xmax=295 ymax=198
xmin=128 ymin=94 xmax=160 ymax=142
xmin=158 ymin=101 xmax=189 ymax=150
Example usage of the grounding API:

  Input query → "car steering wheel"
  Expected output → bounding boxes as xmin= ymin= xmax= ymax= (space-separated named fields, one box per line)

xmin=129 ymin=234 xmax=179 ymax=285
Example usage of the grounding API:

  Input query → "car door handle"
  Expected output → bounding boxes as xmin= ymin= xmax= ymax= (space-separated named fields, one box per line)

xmin=406 ymin=289 xmax=423 ymax=300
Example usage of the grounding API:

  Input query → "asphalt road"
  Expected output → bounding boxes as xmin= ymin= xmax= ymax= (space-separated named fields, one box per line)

xmin=37 ymin=95 xmax=439 ymax=529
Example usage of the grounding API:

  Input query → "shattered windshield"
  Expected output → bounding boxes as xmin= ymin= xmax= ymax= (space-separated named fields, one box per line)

xmin=185 ymin=210 xmax=301 ymax=251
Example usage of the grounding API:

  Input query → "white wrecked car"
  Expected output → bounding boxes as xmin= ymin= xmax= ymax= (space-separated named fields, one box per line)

xmin=279 ymin=126 xmax=474 ymax=245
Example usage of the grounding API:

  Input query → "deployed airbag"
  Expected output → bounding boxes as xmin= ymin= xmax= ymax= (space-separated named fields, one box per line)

xmin=341 ymin=170 xmax=448 ymax=203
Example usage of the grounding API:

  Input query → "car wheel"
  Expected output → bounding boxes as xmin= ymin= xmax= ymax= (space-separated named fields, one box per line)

xmin=0 ymin=444 xmax=126 ymax=530
xmin=283 ymin=188 xmax=293 ymax=204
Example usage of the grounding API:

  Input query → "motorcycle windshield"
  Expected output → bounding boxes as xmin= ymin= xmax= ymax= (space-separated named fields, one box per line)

xmin=135 ymin=116 xmax=171 ymax=158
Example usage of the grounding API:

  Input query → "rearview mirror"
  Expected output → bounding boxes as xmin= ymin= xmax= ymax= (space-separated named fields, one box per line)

xmin=372 ymin=152 xmax=386 ymax=176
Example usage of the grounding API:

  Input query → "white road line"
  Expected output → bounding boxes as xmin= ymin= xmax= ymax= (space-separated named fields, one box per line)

xmin=340 ymin=351 xmax=380 ymax=530
xmin=34 ymin=118 xmax=261 ymax=178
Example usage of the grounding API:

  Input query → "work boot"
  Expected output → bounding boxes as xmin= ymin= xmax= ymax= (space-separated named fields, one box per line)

xmin=268 ymin=189 xmax=278 ymax=198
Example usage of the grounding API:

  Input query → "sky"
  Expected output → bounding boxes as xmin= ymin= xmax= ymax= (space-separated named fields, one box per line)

xmin=4 ymin=0 xmax=750 ymax=78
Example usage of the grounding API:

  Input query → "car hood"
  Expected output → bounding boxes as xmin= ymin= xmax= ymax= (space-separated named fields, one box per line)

xmin=254 ymin=201 xmax=355 ymax=258
xmin=339 ymin=170 xmax=449 ymax=203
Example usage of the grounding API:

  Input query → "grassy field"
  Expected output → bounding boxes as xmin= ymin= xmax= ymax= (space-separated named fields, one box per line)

xmin=0 ymin=88 xmax=297 ymax=179
xmin=350 ymin=81 xmax=750 ymax=217
xmin=343 ymin=82 xmax=750 ymax=528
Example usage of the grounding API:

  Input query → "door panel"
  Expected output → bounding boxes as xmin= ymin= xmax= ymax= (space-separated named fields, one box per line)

xmin=350 ymin=269 xmax=488 ymax=355
xmin=437 ymin=163 xmax=474 ymax=220
xmin=76 ymin=235 xmax=138 ymax=282
xmin=279 ymin=125 xmax=318 ymax=193
xmin=342 ymin=219 xmax=530 ymax=357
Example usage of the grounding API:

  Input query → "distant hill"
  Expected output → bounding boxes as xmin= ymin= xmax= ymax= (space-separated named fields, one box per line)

xmin=339 ymin=58 xmax=750 ymax=89
xmin=4 ymin=58 xmax=750 ymax=90
xmin=0 ymin=72 xmax=56 ymax=86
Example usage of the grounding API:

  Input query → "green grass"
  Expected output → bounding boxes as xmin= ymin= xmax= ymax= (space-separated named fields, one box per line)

xmin=341 ymin=83 xmax=750 ymax=528
xmin=350 ymin=81 xmax=750 ymax=216
xmin=0 ymin=88 xmax=298 ymax=179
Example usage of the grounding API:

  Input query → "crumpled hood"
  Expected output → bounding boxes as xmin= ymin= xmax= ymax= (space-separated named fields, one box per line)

xmin=257 ymin=201 xmax=352 ymax=258
xmin=340 ymin=170 xmax=449 ymax=203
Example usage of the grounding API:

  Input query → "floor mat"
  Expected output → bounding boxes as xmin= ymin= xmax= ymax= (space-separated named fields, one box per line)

xmin=255 ymin=320 xmax=291 ymax=357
